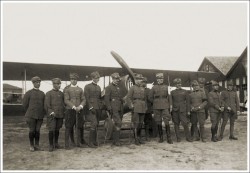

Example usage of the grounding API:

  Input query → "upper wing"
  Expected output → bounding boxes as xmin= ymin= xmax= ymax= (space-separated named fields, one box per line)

xmin=130 ymin=68 xmax=220 ymax=87
xmin=2 ymin=61 xmax=125 ymax=81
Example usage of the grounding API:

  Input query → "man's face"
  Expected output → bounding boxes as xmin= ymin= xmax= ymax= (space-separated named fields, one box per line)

xmin=113 ymin=78 xmax=120 ymax=85
xmin=213 ymin=85 xmax=219 ymax=91
xmin=53 ymin=83 xmax=61 ymax=90
xmin=135 ymin=79 xmax=142 ymax=86
xmin=157 ymin=78 xmax=164 ymax=84
xmin=93 ymin=77 xmax=100 ymax=84
xmin=199 ymin=83 xmax=204 ymax=88
xmin=70 ymin=78 xmax=77 ymax=85
xmin=176 ymin=83 xmax=182 ymax=89
xmin=33 ymin=81 xmax=41 ymax=88
xmin=228 ymin=85 xmax=233 ymax=91
xmin=142 ymin=81 xmax=146 ymax=88
xmin=193 ymin=85 xmax=200 ymax=91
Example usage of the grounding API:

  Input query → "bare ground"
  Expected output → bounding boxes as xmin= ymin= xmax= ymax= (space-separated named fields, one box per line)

xmin=2 ymin=113 xmax=248 ymax=171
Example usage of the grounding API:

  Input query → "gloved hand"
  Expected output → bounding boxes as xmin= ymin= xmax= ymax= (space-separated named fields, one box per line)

xmin=75 ymin=106 xmax=81 ymax=113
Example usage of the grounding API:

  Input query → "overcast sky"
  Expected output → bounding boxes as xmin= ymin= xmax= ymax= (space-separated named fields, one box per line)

xmin=2 ymin=1 xmax=248 ymax=72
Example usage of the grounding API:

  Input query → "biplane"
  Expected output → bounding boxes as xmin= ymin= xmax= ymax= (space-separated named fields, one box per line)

xmin=2 ymin=51 xmax=220 ymax=117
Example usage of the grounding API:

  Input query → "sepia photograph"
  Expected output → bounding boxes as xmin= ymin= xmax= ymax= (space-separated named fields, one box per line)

xmin=1 ymin=1 xmax=249 ymax=172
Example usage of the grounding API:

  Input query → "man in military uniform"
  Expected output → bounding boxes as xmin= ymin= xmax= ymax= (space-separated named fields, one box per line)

xmin=188 ymin=80 xmax=208 ymax=142
xmin=64 ymin=73 xmax=86 ymax=149
xmin=218 ymin=80 xmax=240 ymax=141
xmin=149 ymin=73 xmax=173 ymax=144
xmin=208 ymin=80 xmax=224 ymax=142
xmin=141 ymin=77 xmax=153 ymax=141
xmin=84 ymin=71 xmax=102 ymax=148
xmin=171 ymin=78 xmax=192 ymax=142
xmin=104 ymin=73 xmax=123 ymax=146
xmin=198 ymin=78 xmax=209 ymax=119
xmin=22 ymin=76 xmax=45 ymax=152
xmin=127 ymin=73 xmax=147 ymax=145
xmin=44 ymin=78 xmax=65 ymax=152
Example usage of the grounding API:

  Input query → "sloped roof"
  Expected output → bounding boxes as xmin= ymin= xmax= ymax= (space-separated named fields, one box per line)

xmin=205 ymin=56 xmax=238 ymax=76
xmin=3 ymin=83 xmax=22 ymax=91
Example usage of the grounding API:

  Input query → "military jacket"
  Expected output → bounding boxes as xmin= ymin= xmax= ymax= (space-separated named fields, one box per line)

xmin=84 ymin=82 xmax=102 ymax=109
xmin=22 ymin=89 xmax=45 ymax=119
xmin=104 ymin=83 xmax=123 ymax=112
xmin=208 ymin=90 xmax=223 ymax=113
xmin=145 ymin=88 xmax=152 ymax=113
xmin=188 ymin=90 xmax=207 ymax=113
xmin=127 ymin=84 xmax=147 ymax=113
xmin=64 ymin=85 xmax=86 ymax=109
xmin=221 ymin=90 xmax=240 ymax=113
xmin=149 ymin=84 xmax=172 ymax=110
xmin=45 ymin=89 xmax=65 ymax=118
xmin=171 ymin=88 xmax=189 ymax=113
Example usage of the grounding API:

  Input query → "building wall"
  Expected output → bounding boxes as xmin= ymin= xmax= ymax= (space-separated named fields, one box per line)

xmin=226 ymin=50 xmax=247 ymax=103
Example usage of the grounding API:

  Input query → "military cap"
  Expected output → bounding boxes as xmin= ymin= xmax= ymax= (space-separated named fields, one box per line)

xmin=211 ymin=80 xmax=219 ymax=86
xmin=227 ymin=80 xmax=234 ymax=86
xmin=142 ymin=77 xmax=148 ymax=82
xmin=191 ymin=80 xmax=199 ymax=86
xmin=173 ymin=78 xmax=182 ymax=84
xmin=90 ymin=71 xmax=100 ymax=79
xmin=52 ymin=78 xmax=61 ymax=84
xmin=134 ymin=73 xmax=143 ymax=79
xmin=31 ymin=76 xmax=41 ymax=83
xmin=156 ymin=73 xmax=164 ymax=79
xmin=69 ymin=73 xmax=79 ymax=79
xmin=111 ymin=72 xmax=120 ymax=80
xmin=198 ymin=77 xmax=206 ymax=84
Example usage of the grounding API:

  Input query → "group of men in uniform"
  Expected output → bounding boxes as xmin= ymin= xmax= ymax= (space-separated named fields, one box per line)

xmin=23 ymin=71 xmax=240 ymax=152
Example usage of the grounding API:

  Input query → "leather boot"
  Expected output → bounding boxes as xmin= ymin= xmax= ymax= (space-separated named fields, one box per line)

xmin=229 ymin=122 xmax=238 ymax=140
xmin=218 ymin=122 xmax=226 ymax=141
xmin=157 ymin=125 xmax=163 ymax=143
xmin=49 ymin=131 xmax=54 ymax=152
xmin=166 ymin=124 xmax=173 ymax=144
xmin=93 ymin=129 xmax=98 ymax=146
xmin=190 ymin=124 xmax=194 ymax=139
xmin=145 ymin=125 xmax=150 ymax=141
xmin=76 ymin=128 xmax=83 ymax=148
xmin=69 ymin=128 xmax=76 ymax=147
xmin=174 ymin=124 xmax=181 ymax=142
xmin=200 ymin=126 xmax=206 ymax=142
xmin=34 ymin=131 xmax=43 ymax=151
xmin=80 ymin=128 xmax=87 ymax=145
xmin=29 ymin=132 xmax=35 ymax=152
xmin=211 ymin=127 xmax=218 ymax=142
xmin=194 ymin=125 xmax=200 ymax=141
xmin=65 ymin=128 xmax=70 ymax=150
xmin=138 ymin=124 xmax=145 ymax=144
xmin=183 ymin=125 xmax=193 ymax=142
xmin=134 ymin=128 xmax=140 ymax=145
xmin=112 ymin=131 xmax=121 ymax=146
xmin=54 ymin=130 xmax=62 ymax=149
xmin=88 ymin=130 xmax=97 ymax=148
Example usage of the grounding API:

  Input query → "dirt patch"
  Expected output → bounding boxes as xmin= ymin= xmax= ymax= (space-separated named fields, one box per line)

xmin=2 ymin=114 xmax=248 ymax=171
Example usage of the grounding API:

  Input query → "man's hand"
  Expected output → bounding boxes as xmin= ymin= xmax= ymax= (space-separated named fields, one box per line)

xmin=72 ymin=106 xmax=76 ymax=110
xmin=220 ymin=107 xmax=224 ymax=112
xmin=227 ymin=107 xmax=232 ymax=112
xmin=89 ymin=107 xmax=95 ymax=114
xmin=50 ymin=112 xmax=55 ymax=118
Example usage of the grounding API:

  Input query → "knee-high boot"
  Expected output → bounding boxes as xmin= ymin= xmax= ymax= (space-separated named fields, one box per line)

xmin=49 ymin=131 xmax=54 ymax=152
xmin=65 ymin=128 xmax=70 ymax=149
xmin=174 ymin=124 xmax=181 ymax=142
xmin=183 ymin=124 xmax=192 ymax=142
xmin=165 ymin=124 xmax=173 ymax=144
xmin=157 ymin=125 xmax=163 ymax=143
xmin=29 ymin=131 xmax=35 ymax=151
